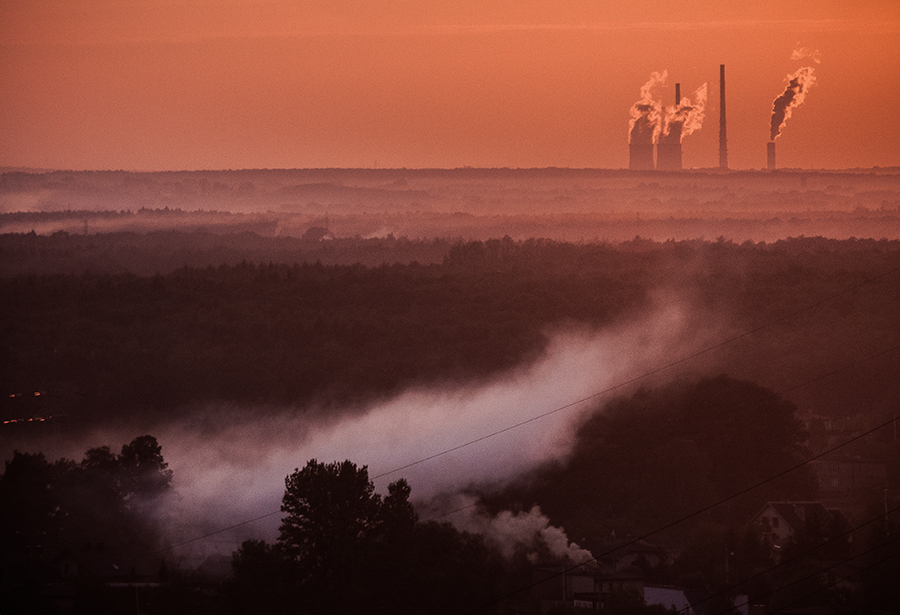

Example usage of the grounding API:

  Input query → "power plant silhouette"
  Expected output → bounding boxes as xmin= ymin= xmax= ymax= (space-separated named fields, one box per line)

xmin=627 ymin=60 xmax=814 ymax=171
xmin=656 ymin=83 xmax=684 ymax=171
xmin=627 ymin=68 xmax=715 ymax=171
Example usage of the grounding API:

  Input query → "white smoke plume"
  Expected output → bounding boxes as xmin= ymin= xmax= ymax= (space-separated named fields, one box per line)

xmin=5 ymin=292 xmax=722 ymax=557
xmin=662 ymin=83 xmax=708 ymax=142
xmin=791 ymin=45 xmax=822 ymax=64
xmin=150 ymin=292 xmax=719 ymax=546
xmin=769 ymin=66 xmax=817 ymax=141
xmin=436 ymin=494 xmax=596 ymax=566
xmin=628 ymin=71 xmax=667 ymax=145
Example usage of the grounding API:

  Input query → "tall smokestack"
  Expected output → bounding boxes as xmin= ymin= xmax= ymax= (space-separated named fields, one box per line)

xmin=675 ymin=83 xmax=681 ymax=105
xmin=719 ymin=65 xmax=728 ymax=169
xmin=767 ymin=141 xmax=776 ymax=170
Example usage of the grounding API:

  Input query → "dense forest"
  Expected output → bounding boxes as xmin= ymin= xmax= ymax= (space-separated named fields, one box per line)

xmin=3 ymin=235 xmax=898 ymax=426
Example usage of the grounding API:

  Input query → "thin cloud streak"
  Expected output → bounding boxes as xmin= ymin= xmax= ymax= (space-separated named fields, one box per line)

xmin=3 ymin=17 xmax=893 ymax=47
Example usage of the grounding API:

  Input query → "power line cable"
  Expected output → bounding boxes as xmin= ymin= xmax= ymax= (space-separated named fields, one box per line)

xmin=463 ymin=414 xmax=900 ymax=613
xmin=125 ymin=510 xmax=283 ymax=566
xmin=753 ymin=534 xmax=900 ymax=614
xmin=680 ymin=503 xmax=900 ymax=615
xmin=373 ymin=266 xmax=900 ymax=481
xmin=119 ymin=265 xmax=900 ymax=565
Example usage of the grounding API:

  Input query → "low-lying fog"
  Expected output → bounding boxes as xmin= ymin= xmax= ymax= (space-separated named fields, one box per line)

xmin=6 ymin=293 xmax=721 ymax=558
xmin=3 ymin=168 xmax=899 ymax=243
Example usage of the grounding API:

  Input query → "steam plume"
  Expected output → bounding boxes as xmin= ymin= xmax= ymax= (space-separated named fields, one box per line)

xmin=441 ymin=494 xmax=596 ymax=565
xmin=662 ymin=83 xmax=708 ymax=143
xmin=9 ymin=294 xmax=721 ymax=558
xmin=769 ymin=66 xmax=816 ymax=141
xmin=791 ymin=45 xmax=822 ymax=64
xmin=147 ymin=294 xmax=718 ymax=545
xmin=628 ymin=71 xmax=666 ymax=144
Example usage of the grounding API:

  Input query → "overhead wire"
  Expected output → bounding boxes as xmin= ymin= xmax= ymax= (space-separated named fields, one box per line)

xmin=109 ymin=262 xmax=899 ymax=576
xmin=680 ymin=503 xmax=900 ymax=614
xmin=751 ymin=534 xmax=900 ymax=615
xmin=462 ymin=412 xmax=900 ymax=613
xmin=372 ymin=264 xmax=900 ymax=481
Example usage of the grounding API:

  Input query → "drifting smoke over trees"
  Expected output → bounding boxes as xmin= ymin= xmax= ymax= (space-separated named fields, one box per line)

xmin=229 ymin=460 xmax=511 ymax=614
xmin=2 ymin=234 xmax=899 ymax=611
xmin=485 ymin=376 xmax=817 ymax=541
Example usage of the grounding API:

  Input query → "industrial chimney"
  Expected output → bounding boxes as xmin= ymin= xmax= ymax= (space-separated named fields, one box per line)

xmin=719 ymin=65 xmax=728 ymax=169
xmin=767 ymin=142 xmax=776 ymax=170
xmin=656 ymin=83 xmax=683 ymax=171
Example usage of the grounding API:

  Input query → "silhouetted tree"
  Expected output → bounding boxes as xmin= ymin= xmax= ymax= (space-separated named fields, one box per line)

xmin=265 ymin=459 xmax=511 ymax=613
xmin=0 ymin=435 xmax=175 ymax=612
xmin=278 ymin=459 xmax=416 ymax=612
xmin=229 ymin=539 xmax=292 ymax=614
xmin=492 ymin=376 xmax=816 ymax=541
xmin=118 ymin=434 xmax=173 ymax=506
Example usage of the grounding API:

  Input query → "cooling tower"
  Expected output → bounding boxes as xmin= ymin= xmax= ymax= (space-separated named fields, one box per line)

xmin=767 ymin=142 xmax=776 ymax=170
xmin=719 ymin=65 xmax=728 ymax=169
xmin=656 ymin=143 xmax=681 ymax=171
xmin=629 ymin=143 xmax=655 ymax=170
xmin=657 ymin=84 xmax=683 ymax=171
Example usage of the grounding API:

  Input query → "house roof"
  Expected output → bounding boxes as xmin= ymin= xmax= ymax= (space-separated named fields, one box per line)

xmin=752 ymin=502 xmax=840 ymax=533
xmin=50 ymin=545 xmax=136 ymax=581
xmin=581 ymin=538 xmax=664 ymax=559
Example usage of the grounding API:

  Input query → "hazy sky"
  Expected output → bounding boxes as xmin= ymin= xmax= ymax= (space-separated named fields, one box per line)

xmin=2 ymin=1 xmax=898 ymax=171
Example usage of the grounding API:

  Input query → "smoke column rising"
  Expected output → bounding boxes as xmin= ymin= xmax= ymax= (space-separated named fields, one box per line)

xmin=628 ymin=71 xmax=667 ymax=145
xmin=440 ymin=494 xmax=597 ymax=565
xmin=770 ymin=66 xmax=817 ymax=141
xmin=662 ymin=83 xmax=708 ymax=143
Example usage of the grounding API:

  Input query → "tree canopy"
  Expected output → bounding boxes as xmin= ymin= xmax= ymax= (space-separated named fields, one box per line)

xmin=0 ymin=434 xmax=173 ymax=555
xmin=227 ymin=459 xmax=507 ymax=614
xmin=490 ymin=376 xmax=818 ymax=541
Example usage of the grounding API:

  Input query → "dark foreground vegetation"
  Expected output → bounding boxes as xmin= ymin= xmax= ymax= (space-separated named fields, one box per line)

xmin=2 ymin=233 xmax=899 ymax=612
xmin=2 ymin=401 xmax=898 ymax=614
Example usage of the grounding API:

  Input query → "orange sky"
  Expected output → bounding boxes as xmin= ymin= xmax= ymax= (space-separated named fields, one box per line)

xmin=2 ymin=1 xmax=899 ymax=171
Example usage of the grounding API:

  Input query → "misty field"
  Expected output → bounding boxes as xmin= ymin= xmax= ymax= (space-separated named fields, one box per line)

xmin=2 ymin=168 xmax=899 ymax=613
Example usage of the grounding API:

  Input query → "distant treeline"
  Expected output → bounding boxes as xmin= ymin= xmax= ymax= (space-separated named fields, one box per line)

xmin=0 ymin=226 xmax=453 ymax=274
xmin=3 ymin=236 xmax=899 ymax=428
